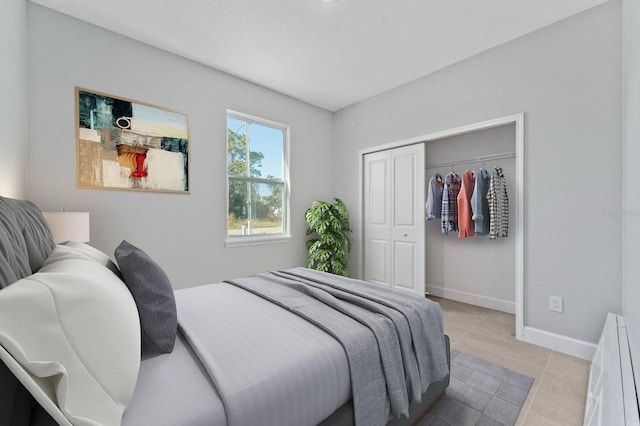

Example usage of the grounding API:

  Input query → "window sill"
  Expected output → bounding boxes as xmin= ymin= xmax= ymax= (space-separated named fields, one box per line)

xmin=224 ymin=234 xmax=291 ymax=248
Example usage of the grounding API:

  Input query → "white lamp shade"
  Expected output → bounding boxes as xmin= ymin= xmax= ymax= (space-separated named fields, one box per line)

xmin=43 ymin=212 xmax=90 ymax=243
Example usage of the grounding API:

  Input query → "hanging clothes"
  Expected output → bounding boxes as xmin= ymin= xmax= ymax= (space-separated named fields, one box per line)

xmin=488 ymin=166 xmax=509 ymax=239
xmin=471 ymin=168 xmax=491 ymax=236
xmin=426 ymin=173 xmax=443 ymax=220
xmin=457 ymin=170 xmax=476 ymax=238
xmin=441 ymin=172 xmax=461 ymax=235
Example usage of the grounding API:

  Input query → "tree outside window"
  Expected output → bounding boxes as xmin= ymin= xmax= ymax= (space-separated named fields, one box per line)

xmin=227 ymin=112 xmax=289 ymax=240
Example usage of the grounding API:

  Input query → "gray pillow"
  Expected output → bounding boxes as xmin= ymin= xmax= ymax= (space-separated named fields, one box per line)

xmin=114 ymin=240 xmax=177 ymax=355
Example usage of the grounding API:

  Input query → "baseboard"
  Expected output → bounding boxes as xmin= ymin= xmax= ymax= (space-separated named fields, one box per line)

xmin=523 ymin=326 xmax=596 ymax=361
xmin=426 ymin=284 xmax=515 ymax=314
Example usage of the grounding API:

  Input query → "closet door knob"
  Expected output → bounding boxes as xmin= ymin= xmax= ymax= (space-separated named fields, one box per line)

xmin=403 ymin=233 xmax=408 ymax=237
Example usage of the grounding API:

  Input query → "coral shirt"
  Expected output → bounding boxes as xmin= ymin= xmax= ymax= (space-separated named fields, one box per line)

xmin=457 ymin=169 xmax=476 ymax=238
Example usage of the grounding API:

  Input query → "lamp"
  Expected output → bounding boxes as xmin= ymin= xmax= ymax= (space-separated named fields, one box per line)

xmin=43 ymin=212 xmax=91 ymax=243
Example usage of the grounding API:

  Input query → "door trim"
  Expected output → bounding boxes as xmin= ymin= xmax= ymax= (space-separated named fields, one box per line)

xmin=358 ymin=113 xmax=525 ymax=340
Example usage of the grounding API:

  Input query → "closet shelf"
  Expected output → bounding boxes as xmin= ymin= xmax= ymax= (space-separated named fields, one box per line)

xmin=426 ymin=151 xmax=516 ymax=170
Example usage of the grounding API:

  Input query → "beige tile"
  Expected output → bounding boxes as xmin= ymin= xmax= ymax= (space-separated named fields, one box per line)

xmin=520 ymin=411 xmax=564 ymax=426
xmin=537 ymin=369 xmax=588 ymax=405
xmin=452 ymin=341 xmax=546 ymax=379
xmin=461 ymin=331 xmax=551 ymax=369
xmin=545 ymin=351 xmax=590 ymax=382
xmin=470 ymin=317 xmax=516 ymax=343
xmin=439 ymin=296 xmax=588 ymax=425
xmin=480 ymin=310 xmax=516 ymax=329
xmin=485 ymin=309 xmax=517 ymax=323
xmin=441 ymin=308 xmax=487 ymax=330
xmin=443 ymin=323 xmax=467 ymax=344
xmin=432 ymin=296 xmax=491 ymax=315
xmin=528 ymin=388 xmax=585 ymax=426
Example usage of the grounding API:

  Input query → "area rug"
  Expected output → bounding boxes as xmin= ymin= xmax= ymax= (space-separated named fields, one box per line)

xmin=419 ymin=349 xmax=535 ymax=426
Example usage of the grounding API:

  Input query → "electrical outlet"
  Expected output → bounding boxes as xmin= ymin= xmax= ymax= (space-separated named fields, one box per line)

xmin=549 ymin=296 xmax=563 ymax=313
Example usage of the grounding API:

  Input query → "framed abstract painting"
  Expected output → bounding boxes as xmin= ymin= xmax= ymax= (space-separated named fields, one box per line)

xmin=76 ymin=87 xmax=190 ymax=193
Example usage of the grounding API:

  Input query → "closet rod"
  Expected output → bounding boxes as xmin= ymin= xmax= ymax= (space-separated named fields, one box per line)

xmin=426 ymin=151 xmax=516 ymax=170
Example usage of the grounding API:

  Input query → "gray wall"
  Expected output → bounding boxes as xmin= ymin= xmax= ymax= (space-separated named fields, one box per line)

xmin=20 ymin=1 xmax=628 ymax=348
xmin=27 ymin=5 xmax=334 ymax=288
xmin=333 ymin=1 xmax=622 ymax=343
xmin=0 ymin=0 xmax=28 ymax=198
xmin=622 ymin=0 xmax=640 ymax=400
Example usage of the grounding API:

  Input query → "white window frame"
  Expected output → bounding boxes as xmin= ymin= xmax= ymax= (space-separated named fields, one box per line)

xmin=225 ymin=110 xmax=291 ymax=247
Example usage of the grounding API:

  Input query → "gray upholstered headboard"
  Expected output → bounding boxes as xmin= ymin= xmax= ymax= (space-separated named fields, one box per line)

xmin=0 ymin=196 xmax=57 ymax=426
xmin=0 ymin=196 xmax=55 ymax=288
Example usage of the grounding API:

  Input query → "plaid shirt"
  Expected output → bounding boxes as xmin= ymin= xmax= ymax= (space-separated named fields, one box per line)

xmin=488 ymin=166 xmax=509 ymax=239
xmin=441 ymin=172 xmax=461 ymax=235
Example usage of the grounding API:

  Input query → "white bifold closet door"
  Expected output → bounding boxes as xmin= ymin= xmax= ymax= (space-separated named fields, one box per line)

xmin=363 ymin=143 xmax=425 ymax=296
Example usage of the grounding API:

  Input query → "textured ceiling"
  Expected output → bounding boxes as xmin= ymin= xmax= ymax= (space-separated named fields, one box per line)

xmin=30 ymin=0 xmax=609 ymax=111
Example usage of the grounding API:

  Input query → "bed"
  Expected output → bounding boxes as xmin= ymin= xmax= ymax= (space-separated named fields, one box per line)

xmin=0 ymin=195 xmax=450 ymax=426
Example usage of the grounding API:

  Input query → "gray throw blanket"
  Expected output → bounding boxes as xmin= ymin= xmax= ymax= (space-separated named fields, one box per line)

xmin=226 ymin=267 xmax=449 ymax=426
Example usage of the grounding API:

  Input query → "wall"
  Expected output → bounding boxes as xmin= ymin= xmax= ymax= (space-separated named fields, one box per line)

xmin=333 ymin=1 xmax=622 ymax=345
xmin=425 ymin=125 xmax=516 ymax=314
xmin=0 ymin=0 xmax=28 ymax=198
xmin=621 ymin=0 xmax=640 ymax=401
xmin=27 ymin=5 xmax=334 ymax=289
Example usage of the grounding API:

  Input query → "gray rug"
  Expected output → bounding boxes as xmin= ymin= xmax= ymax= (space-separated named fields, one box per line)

xmin=419 ymin=349 xmax=535 ymax=426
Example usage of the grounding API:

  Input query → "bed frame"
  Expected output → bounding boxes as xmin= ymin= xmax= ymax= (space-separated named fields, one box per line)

xmin=0 ymin=195 xmax=450 ymax=425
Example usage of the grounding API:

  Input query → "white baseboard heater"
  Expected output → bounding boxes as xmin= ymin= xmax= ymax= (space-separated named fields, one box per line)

xmin=584 ymin=313 xmax=640 ymax=425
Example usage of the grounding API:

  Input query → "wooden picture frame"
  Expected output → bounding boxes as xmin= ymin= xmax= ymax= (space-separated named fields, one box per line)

xmin=76 ymin=87 xmax=190 ymax=193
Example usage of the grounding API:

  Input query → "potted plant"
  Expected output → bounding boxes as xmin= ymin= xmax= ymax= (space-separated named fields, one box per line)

xmin=305 ymin=198 xmax=352 ymax=276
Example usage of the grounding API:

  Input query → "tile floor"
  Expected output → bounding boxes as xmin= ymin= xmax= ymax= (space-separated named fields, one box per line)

xmin=430 ymin=296 xmax=590 ymax=426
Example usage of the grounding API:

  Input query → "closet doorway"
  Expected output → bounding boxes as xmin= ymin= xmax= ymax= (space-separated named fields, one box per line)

xmin=426 ymin=124 xmax=516 ymax=315
xmin=359 ymin=114 xmax=524 ymax=340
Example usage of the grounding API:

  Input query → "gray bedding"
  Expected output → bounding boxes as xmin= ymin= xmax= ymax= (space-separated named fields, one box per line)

xmin=223 ymin=269 xmax=449 ymax=426
xmin=176 ymin=282 xmax=351 ymax=426
xmin=123 ymin=268 xmax=450 ymax=426
xmin=0 ymin=195 xmax=450 ymax=426
xmin=122 ymin=331 xmax=226 ymax=426
xmin=277 ymin=268 xmax=450 ymax=394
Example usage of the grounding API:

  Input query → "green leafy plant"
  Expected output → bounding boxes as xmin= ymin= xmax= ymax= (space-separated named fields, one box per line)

xmin=305 ymin=198 xmax=352 ymax=276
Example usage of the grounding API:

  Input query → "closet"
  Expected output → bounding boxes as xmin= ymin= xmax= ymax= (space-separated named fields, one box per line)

xmin=360 ymin=114 xmax=524 ymax=336
xmin=425 ymin=124 xmax=516 ymax=314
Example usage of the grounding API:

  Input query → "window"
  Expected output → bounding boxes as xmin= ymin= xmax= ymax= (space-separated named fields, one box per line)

xmin=226 ymin=111 xmax=289 ymax=245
